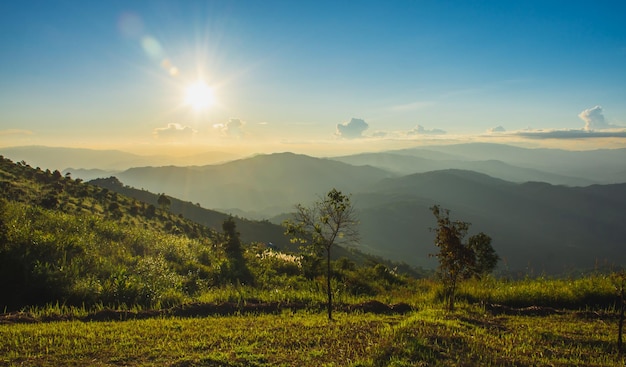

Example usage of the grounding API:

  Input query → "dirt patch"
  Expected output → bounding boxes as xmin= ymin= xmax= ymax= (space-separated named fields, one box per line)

xmin=344 ymin=300 xmax=414 ymax=314
xmin=77 ymin=309 xmax=163 ymax=322
xmin=0 ymin=300 xmax=413 ymax=324
xmin=0 ymin=312 xmax=38 ymax=324
xmin=486 ymin=304 xmax=563 ymax=316
xmin=390 ymin=302 xmax=414 ymax=314
xmin=572 ymin=310 xmax=616 ymax=320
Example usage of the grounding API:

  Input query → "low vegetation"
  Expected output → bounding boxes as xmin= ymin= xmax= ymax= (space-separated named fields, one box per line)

xmin=2 ymin=302 xmax=625 ymax=366
xmin=2 ymin=156 xmax=626 ymax=366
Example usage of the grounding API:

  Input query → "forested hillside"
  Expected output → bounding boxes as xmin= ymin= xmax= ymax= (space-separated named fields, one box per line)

xmin=0 ymin=156 xmax=419 ymax=312
xmin=89 ymin=176 xmax=294 ymax=250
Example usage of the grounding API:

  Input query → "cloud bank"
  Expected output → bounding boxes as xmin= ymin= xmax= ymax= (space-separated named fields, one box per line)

xmin=487 ymin=126 xmax=506 ymax=133
xmin=499 ymin=106 xmax=626 ymax=140
xmin=337 ymin=118 xmax=369 ymax=139
xmin=408 ymin=125 xmax=447 ymax=135
xmin=153 ymin=123 xmax=196 ymax=139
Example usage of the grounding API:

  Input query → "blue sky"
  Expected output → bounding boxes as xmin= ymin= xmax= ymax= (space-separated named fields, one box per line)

xmin=1 ymin=0 xmax=625 ymax=156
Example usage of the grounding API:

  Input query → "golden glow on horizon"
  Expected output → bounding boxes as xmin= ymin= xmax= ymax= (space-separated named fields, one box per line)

xmin=184 ymin=80 xmax=215 ymax=111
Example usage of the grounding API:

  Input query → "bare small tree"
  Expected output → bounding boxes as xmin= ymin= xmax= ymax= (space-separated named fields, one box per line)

xmin=284 ymin=188 xmax=359 ymax=320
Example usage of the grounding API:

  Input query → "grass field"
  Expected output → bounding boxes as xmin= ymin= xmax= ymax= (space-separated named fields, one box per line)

xmin=3 ymin=274 xmax=626 ymax=366
xmin=2 ymin=302 xmax=624 ymax=367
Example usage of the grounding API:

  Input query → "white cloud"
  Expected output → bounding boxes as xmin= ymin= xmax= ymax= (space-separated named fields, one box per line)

xmin=336 ymin=118 xmax=369 ymax=139
xmin=579 ymin=105 xmax=618 ymax=131
xmin=407 ymin=125 xmax=446 ymax=135
xmin=487 ymin=126 xmax=506 ymax=133
xmin=499 ymin=106 xmax=626 ymax=140
xmin=216 ymin=118 xmax=246 ymax=138
xmin=153 ymin=123 xmax=196 ymax=139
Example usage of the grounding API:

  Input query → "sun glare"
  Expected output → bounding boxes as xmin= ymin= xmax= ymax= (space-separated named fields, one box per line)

xmin=184 ymin=80 xmax=215 ymax=111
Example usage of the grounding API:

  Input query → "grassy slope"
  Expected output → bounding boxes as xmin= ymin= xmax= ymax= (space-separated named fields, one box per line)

xmin=1 ymin=306 xmax=624 ymax=366
xmin=2 ymin=275 xmax=625 ymax=366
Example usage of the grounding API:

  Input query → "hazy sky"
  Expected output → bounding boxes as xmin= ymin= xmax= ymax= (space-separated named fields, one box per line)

xmin=1 ymin=0 xmax=626 ymax=156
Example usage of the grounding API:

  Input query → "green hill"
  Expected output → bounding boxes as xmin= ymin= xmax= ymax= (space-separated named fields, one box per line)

xmin=0 ymin=156 xmax=223 ymax=310
xmin=0 ymin=155 xmax=420 ymax=311
xmin=89 ymin=176 xmax=295 ymax=251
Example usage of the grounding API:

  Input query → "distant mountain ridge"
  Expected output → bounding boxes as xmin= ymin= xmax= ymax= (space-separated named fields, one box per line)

xmin=391 ymin=143 xmax=626 ymax=184
xmin=332 ymin=143 xmax=626 ymax=185
xmin=117 ymin=152 xmax=395 ymax=217
xmin=354 ymin=169 xmax=626 ymax=273
xmin=0 ymin=146 xmax=239 ymax=173
xmin=331 ymin=152 xmax=594 ymax=186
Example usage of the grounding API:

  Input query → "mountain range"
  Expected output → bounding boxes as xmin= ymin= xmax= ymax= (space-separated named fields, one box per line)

xmin=334 ymin=143 xmax=626 ymax=185
xmin=0 ymin=146 xmax=239 ymax=179
xmin=354 ymin=170 xmax=626 ymax=273
xmin=3 ymin=143 xmax=626 ymax=274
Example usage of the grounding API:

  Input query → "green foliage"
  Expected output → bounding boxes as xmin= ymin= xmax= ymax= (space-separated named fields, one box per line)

xmin=222 ymin=216 xmax=243 ymax=259
xmin=284 ymin=188 xmax=359 ymax=320
xmin=220 ymin=216 xmax=254 ymax=285
xmin=157 ymin=193 xmax=171 ymax=211
xmin=430 ymin=205 xmax=499 ymax=311
xmin=467 ymin=232 xmax=499 ymax=276
xmin=0 ymin=200 xmax=209 ymax=309
xmin=0 ymin=156 xmax=226 ymax=310
xmin=457 ymin=274 xmax=619 ymax=309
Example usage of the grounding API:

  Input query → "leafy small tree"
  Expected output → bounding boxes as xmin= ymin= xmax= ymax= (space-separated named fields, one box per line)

xmin=284 ymin=188 xmax=359 ymax=320
xmin=157 ymin=193 xmax=171 ymax=211
xmin=145 ymin=204 xmax=156 ymax=219
xmin=221 ymin=216 xmax=253 ymax=284
xmin=468 ymin=232 xmax=499 ymax=276
xmin=430 ymin=205 xmax=499 ymax=311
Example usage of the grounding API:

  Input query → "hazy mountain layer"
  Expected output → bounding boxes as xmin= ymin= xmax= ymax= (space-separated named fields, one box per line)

xmin=331 ymin=152 xmax=593 ymax=185
xmin=392 ymin=143 xmax=626 ymax=184
xmin=117 ymin=152 xmax=394 ymax=217
xmin=1 ymin=146 xmax=239 ymax=172
xmin=354 ymin=169 xmax=626 ymax=273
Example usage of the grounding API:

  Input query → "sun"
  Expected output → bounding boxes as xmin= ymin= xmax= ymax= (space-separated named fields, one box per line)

xmin=184 ymin=80 xmax=215 ymax=111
